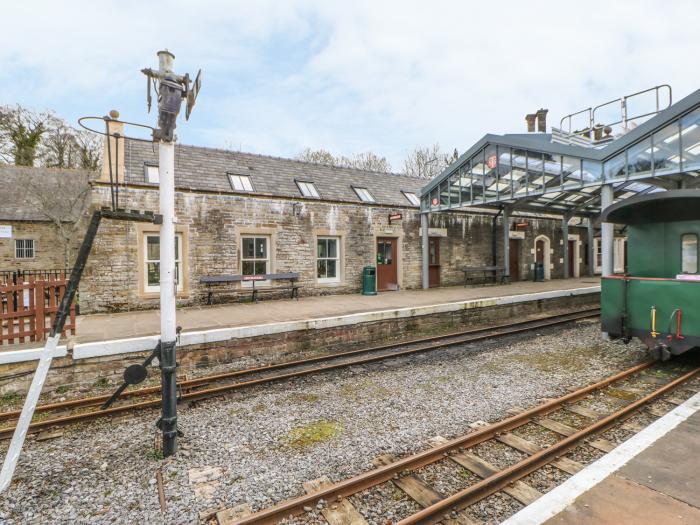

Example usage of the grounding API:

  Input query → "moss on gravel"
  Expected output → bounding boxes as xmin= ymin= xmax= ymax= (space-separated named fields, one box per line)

xmin=286 ymin=420 xmax=342 ymax=449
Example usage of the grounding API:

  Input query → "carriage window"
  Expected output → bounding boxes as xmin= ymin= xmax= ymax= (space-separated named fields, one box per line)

xmin=681 ymin=234 xmax=698 ymax=274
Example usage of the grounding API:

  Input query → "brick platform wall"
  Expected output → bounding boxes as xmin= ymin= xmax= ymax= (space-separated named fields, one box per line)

xmin=0 ymin=293 xmax=598 ymax=395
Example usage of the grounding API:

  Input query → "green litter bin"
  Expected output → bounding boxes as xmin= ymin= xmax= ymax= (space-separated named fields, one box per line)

xmin=362 ymin=266 xmax=377 ymax=295
xmin=533 ymin=262 xmax=545 ymax=282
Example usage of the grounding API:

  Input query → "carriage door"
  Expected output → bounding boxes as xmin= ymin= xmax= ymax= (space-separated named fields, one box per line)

xmin=376 ymin=238 xmax=398 ymax=291
xmin=568 ymin=240 xmax=576 ymax=277
xmin=428 ymin=237 xmax=440 ymax=288
xmin=509 ymin=239 xmax=520 ymax=281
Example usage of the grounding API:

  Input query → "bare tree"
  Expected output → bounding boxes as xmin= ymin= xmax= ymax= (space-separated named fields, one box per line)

xmin=0 ymin=105 xmax=53 ymax=166
xmin=297 ymin=148 xmax=392 ymax=173
xmin=73 ymin=129 xmax=102 ymax=170
xmin=41 ymin=119 xmax=78 ymax=168
xmin=403 ymin=143 xmax=459 ymax=179
xmin=297 ymin=148 xmax=337 ymax=165
xmin=338 ymin=151 xmax=392 ymax=173
xmin=25 ymin=171 xmax=92 ymax=267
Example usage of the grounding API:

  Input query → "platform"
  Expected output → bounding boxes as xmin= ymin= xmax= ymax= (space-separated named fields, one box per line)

xmin=505 ymin=389 xmax=700 ymax=525
xmin=0 ymin=278 xmax=599 ymax=366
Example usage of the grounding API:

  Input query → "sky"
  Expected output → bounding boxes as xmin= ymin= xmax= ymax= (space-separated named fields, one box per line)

xmin=1 ymin=1 xmax=699 ymax=170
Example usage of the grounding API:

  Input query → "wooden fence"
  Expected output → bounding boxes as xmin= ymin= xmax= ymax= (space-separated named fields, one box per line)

xmin=0 ymin=275 xmax=76 ymax=346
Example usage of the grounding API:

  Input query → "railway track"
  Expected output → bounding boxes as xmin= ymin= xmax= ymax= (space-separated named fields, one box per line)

xmin=221 ymin=358 xmax=700 ymax=525
xmin=0 ymin=308 xmax=598 ymax=439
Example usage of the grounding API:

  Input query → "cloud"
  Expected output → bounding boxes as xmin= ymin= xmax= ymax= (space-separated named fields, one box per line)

xmin=1 ymin=0 xmax=699 ymax=168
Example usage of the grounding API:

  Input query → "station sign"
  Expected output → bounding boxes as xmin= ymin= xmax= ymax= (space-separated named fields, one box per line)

xmin=242 ymin=275 xmax=266 ymax=281
xmin=509 ymin=231 xmax=526 ymax=240
xmin=420 ymin=227 xmax=447 ymax=237
xmin=388 ymin=212 xmax=402 ymax=224
xmin=0 ymin=225 xmax=11 ymax=238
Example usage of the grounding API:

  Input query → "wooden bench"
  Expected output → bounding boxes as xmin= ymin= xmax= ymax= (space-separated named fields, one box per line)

xmin=200 ymin=273 xmax=300 ymax=305
xmin=461 ymin=266 xmax=509 ymax=286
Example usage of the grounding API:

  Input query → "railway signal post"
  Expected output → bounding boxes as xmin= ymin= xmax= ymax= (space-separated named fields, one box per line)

xmin=142 ymin=50 xmax=201 ymax=456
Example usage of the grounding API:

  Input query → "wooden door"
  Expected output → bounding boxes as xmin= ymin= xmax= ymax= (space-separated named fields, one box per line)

xmin=568 ymin=240 xmax=576 ymax=277
xmin=428 ymin=237 xmax=440 ymax=288
xmin=509 ymin=239 xmax=520 ymax=281
xmin=535 ymin=239 xmax=545 ymax=263
xmin=376 ymin=238 xmax=398 ymax=291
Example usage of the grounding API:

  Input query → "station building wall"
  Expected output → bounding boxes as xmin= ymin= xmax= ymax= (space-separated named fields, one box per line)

xmin=0 ymin=221 xmax=75 ymax=273
xmin=79 ymin=184 xmax=589 ymax=313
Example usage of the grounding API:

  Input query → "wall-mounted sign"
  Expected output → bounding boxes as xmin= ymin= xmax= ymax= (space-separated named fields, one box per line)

xmin=242 ymin=275 xmax=266 ymax=281
xmin=509 ymin=231 xmax=526 ymax=240
xmin=388 ymin=212 xmax=402 ymax=224
xmin=486 ymin=155 xmax=497 ymax=169
xmin=420 ymin=227 xmax=448 ymax=238
xmin=514 ymin=222 xmax=529 ymax=230
xmin=0 ymin=225 xmax=11 ymax=238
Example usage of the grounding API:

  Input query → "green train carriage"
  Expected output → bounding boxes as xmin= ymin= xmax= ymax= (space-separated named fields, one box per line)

xmin=601 ymin=190 xmax=700 ymax=360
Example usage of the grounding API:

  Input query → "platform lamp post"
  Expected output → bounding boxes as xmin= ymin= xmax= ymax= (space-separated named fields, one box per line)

xmin=142 ymin=50 xmax=201 ymax=456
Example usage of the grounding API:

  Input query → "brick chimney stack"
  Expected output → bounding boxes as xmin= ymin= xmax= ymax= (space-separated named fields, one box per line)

xmin=536 ymin=108 xmax=548 ymax=132
xmin=525 ymin=113 xmax=537 ymax=132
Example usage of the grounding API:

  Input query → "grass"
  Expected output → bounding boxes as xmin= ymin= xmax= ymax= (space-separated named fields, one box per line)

xmin=146 ymin=449 xmax=164 ymax=461
xmin=54 ymin=385 xmax=70 ymax=394
xmin=286 ymin=420 xmax=342 ymax=449
xmin=93 ymin=377 xmax=110 ymax=388
xmin=0 ymin=392 xmax=22 ymax=407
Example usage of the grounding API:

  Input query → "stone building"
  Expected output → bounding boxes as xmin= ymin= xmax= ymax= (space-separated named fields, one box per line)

xmin=0 ymin=166 xmax=90 ymax=277
xmin=77 ymin=138 xmax=589 ymax=313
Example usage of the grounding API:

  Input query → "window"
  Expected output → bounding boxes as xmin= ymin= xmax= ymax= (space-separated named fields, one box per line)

xmin=144 ymin=234 xmax=183 ymax=293
xmin=317 ymin=237 xmax=340 ymax=282
xmin=296 ymin=180 xmax=320 ymax=198
xmin=15 ymin=239 xmax=34 ymax=259
xmin=145 ymin=164 xmax=159 ymax=183
xmin=241 ymin=235 xmax=270 ymax=283
xmin=228 ymin=173 xmax=254 ymax=192
xmin=402 ymin=191 xmax=420 ymax=206
xmin=353 ymin=186 xmax=375 ymax=203
xmin=682 ymin=233 xmax=698 ymax=274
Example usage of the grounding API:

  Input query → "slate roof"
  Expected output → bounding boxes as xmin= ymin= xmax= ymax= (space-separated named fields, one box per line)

xmin=124 ymin=140 xmax=426 ymax=208
xmin=0 ymin=165 xmax=93 ymax=222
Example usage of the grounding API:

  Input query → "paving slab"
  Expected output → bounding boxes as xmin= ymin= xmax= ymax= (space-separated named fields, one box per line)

xmin=543 ymin=474 xmax=700 ymax=525
xmin=617 ymin=410 xmax=700 ymax=508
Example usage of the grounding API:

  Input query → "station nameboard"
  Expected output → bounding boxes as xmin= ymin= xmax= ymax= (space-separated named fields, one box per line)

xmin=0 ymin=225 xmax=11 ymax=238
xmin=388 ymin=212 xmax=402 ymax=223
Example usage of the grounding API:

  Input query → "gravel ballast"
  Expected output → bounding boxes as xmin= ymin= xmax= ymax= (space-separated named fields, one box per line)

xmin=0 ymin=320 xmax=649 ymax=524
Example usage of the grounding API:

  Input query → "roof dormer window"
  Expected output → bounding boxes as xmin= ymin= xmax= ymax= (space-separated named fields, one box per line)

xmin=296 ymin=180 xmax=320 ymax=198
xmin=353 ymin=186 xmax=375 ymax=203
xmin=228 ymin=173 xmax=254 ymax=192
xmin=402 ymin=191 xmax=420 ymax=206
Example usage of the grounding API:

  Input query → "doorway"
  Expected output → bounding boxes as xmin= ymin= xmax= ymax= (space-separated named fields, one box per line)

xmin=534 ymin=235 xmax=552 ymax=280
xmin=376 ymin=237 xmax=398 ymax=291
xmin=568 ymin=239 xmax=576 ymax=277
xmin=509 ymin=239 xmax=520 ymax=281
xmin=428 ymin=237 xmax=440 ymax=287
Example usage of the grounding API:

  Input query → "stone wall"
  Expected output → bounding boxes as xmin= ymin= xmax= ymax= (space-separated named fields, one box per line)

xmin=79 ymin=184 xmax=588 ymax=313
xmin=0 ymin=221 xmax=71 ymax=272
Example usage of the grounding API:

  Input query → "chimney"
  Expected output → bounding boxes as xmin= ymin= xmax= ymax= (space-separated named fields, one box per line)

xmin=525 ymin=113 xmax=537 ymax=133
xmin=536 ymin=108 xmax=548 ymax=133
xmin=100 ymin=110 xmax=125 ymax=184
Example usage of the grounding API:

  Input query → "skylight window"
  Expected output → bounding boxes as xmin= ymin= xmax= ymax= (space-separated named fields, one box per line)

xmin=229 ymin=173 xmax=253 ymax=192
xmin=353 ymin=187 xmax=375 ymax=203
xmin=402 ymin=191 xmax=420 ymax=206
xmin=296 ymin=180 xmax=320 ymax=198
xmin=145 ymin=164 xmax=159 ymax=183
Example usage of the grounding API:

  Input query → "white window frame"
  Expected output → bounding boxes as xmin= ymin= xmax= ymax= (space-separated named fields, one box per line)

xmin=228 ymin=173 xmax=254 ymax=192
xmin=240 ymin=235 xmax=271 ymax=287
xmin=15 ymin=239 xmax=35 ymax=259
xmin=143 ymin=233 xmax=183 ymax=294
xmin=145 ymin=164 xmax=159 ymax=183
xmin=317 ymin=236 xmax=340 ymax=283
xmin=402 ymin=191 xmax=420 ymax=206
xmin=681 ymin=233 xmax=698 ymax=274
xmin=353 ymin=186 xmax=375 ymax=203
xmin=296 ymin=180 xmax=320 ymax=198
xmin=593 ymin=237 xmax=626 ymax=274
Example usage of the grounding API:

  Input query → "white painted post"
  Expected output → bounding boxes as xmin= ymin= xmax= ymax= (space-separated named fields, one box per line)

xmin=0 ymin=335 xmax=61 ymax=492
xmin=600 ymin=184 xmax=614 ymax=276
xmin=159 ymin=141 xmax=177 ymax=345
xmin=421 ymin=212 xmax=429 ymax=289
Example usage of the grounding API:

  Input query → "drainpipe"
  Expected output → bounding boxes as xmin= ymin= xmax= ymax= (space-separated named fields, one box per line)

xmin=492 ymin=208 xmax=503 ymax=267
xmin=421 ymin=212 xmax=430 ymax=289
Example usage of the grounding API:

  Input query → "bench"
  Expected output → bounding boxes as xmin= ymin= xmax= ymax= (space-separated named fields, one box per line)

xmin=200 ymin=272 xmax=300 ymax=305
xmin=461 ymin=266 xmax=509 ymax=286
